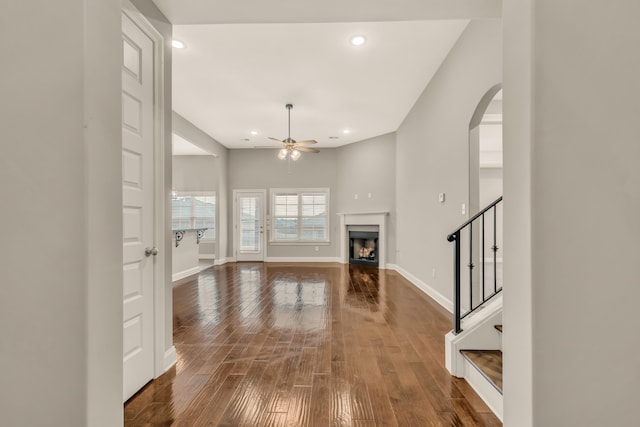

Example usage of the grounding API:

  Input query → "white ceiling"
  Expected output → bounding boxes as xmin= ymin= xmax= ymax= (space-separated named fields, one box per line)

xmin=154 ymin=0 xmax=500 ymax=150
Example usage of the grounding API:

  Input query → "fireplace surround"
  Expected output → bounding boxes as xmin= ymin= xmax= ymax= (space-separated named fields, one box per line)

xmin=337 ymin=212 xmax=388 ymax=269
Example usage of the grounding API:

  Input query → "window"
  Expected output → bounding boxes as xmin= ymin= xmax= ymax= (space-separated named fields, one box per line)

xmin=171 ymin=191 xmax=216 ymax=240
xmin=270 ymin=188 xmax=329 ymax=243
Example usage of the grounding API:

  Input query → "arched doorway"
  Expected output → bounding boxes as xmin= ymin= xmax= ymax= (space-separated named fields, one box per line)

xmin=467 ymin=84 xmax=503 ymax=305
xmin=469 ymin=84 xmax=502 ymax=216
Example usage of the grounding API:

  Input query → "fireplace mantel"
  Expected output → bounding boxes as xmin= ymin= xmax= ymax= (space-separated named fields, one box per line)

xmin=337 ymin=212 xmax=389 ymax=269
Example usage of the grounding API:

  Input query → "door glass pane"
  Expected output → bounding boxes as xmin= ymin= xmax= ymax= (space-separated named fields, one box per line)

xmin=239 ymin=196 xmax=260 ymax=253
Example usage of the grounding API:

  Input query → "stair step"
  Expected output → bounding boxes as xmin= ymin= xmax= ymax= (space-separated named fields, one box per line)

xmin=495 ymin=324 xmax=502 ymax=333
xmin=461 ymin=350 xmax=503 ymax=393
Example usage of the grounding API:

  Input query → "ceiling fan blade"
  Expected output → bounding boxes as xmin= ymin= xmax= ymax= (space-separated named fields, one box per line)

xmin=268 ymin=137 xmax=284 ymax=143
xmin=295 ymin=146 xmax=320 ymax=153
xmin=295 ymin=140 xmax=318 ymax=145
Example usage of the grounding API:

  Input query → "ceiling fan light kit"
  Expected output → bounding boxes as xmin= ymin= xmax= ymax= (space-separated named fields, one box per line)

xmin=270 ymin=104 xmax=319 ymax=161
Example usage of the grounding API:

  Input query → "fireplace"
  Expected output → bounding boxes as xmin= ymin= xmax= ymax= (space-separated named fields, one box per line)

xmin=338 ymin=212 xmax=388 ymax=269
xmin=349 ymin=231 xmax=379 ymax=267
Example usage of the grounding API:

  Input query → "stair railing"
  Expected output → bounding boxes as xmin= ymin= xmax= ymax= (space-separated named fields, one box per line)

xmin=447 ymin=196 xmax=503 ymax=334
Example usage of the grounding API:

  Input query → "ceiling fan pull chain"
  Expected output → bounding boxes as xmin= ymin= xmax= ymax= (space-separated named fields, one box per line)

xmin=287 ymin=103 xmax=292 ymax=141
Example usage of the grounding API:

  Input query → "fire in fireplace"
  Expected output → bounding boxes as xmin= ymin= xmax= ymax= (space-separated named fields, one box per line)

xmin=349 ymin=231 xmax=379 ymax=267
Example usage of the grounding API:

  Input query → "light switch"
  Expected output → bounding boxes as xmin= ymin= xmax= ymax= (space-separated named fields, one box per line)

xmin=461 ymin=203 xmax=466 ymax=215
xmin=438 ymin=193 xmax=445 ymax=203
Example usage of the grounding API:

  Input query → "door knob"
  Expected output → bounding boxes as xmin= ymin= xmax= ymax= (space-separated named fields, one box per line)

xmin=145 ymin=247 xmax=159 ymax=257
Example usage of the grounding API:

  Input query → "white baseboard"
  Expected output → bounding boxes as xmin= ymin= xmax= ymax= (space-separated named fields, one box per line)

xmin=388 ymin=264 xmax=453 ymax=313
xmin=265 ymin=257 xmax=341 ymax=263
xmin=463 ymin=356 xmax=503 ymax=421
xmin=162 ymin=346 xmax=177 ymax=373
xmin=172 ymin=266 xmax=200 ymax=282
xmin=214 ymin=257 xmax=235 ymax=265
xmin=199 ymin=254 xmax=215 ymax=260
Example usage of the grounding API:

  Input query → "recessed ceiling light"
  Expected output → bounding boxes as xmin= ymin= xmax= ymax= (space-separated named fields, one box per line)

xmin=172 ymin=40 xmax=185 ymax=49
xmin=350 ymin=35 xmax=366 ymax=46
xmin=329 ymin=136 xmax=339 ymax=139
xmin=250 ymin=130 xmax=258 ymax=136
xmin=343 ymin=129 xmax=351 ymax=134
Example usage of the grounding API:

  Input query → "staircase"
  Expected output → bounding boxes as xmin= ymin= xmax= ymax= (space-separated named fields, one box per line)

xmin=459 ymin=326 xmax=503 ymax=418
xmin=445 ymin=197 xmax=503 ymax=420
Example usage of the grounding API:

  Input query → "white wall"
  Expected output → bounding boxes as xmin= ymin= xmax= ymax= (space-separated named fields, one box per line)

xmin=173 ymin=155 xmax=219 ymax=257
xmin=479 ymin=167 xmax=502 ymax=207
xmin=504 ymin=1 xmax=640 ymax=425
xmin=395 ymin=19 xmax=502 ymax=305
xmin=173 ymin=156 xmax=218 ymax=191
xmin=336 ymin=133 xmax=397 ymax=264
xmin=226 ymin=134 xmax=396 ymax=263
xmin=0 ymin=0 xmax=123 ymax=425
xmin=172 ymin=231 xmax=201 ymax=280
xmin=228 ymin=148 xmax=340 ymax=259
xmin=173 ymin=112 xmax=230 ymax=261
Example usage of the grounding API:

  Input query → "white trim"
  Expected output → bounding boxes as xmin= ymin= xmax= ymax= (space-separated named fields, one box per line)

xmin=480 ymin=113 xmax=502 ymax=124
xmin=163 ymin=346 xmax=177 ymax=373
xmin=172 ymin=266 xmax=200 ymax=282
xmin=174 ymin=190 xmax=216 ymax=196
xmin=463 ymin=356 xmax=503 ymax=420
xmin=390 ymin=264 xmax=453 ymax=313
xmin=338 ymin=212 xmax=389 ymax=270
xmin=445 ymin=296 xmax=503 ymax=376
xmin=265 ymin=257 xmax=341 ymax=263
xmin=269 ymin=241 xmax=331 ymax=246
xmin=122 ymin=0 xmax=168 ymax=383
xmin=233 ymin=189 xmax=267 ymax=261
xmin=336 ymin=211 xmax=390 ymax=216
xmin=269 ymin=187 xmax=331 ymax=244
xmin=214 ymin=257 xmax=236 ymax=265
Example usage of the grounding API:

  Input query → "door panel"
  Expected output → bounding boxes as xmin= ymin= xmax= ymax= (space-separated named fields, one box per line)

xmin=235 ymin=191 xmax=266 ymax=261
xmin=122 ymin=11 xmax=155 ymax=402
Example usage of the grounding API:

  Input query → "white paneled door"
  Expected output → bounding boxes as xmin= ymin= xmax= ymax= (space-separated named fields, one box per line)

xmin=122 ymin=11 xmax=156 ymax=401
xmin=235 ymin=190 xmax=266 ymax=261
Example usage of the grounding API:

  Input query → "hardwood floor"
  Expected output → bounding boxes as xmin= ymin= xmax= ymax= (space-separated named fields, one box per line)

xmin=124 ymin=263 xmax=501 ymax=426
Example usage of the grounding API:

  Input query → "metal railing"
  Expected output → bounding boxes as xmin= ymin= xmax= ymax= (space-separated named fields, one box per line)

xmin=447 ymin=196 xmax=503 ymax=334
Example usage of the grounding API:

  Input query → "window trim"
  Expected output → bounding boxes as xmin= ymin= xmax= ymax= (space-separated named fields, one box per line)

xmin=269 ymin=187 xmax=330 ymax=244
xmin=171 ymin=190 xmax=216 ymax=242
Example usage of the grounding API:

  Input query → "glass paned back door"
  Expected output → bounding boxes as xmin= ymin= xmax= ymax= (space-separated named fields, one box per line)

xmin=235 ymin=191 xmax=265 ymax=261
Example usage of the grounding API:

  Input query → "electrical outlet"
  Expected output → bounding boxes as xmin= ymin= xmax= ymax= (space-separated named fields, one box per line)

xmin=354 ymin=194 xmax=358 ymax=200
xmin=368 ymin=192 xmax=372 ymax=198
xmin=315 ymin=246 xmax=319 ymax=251
xmin=461 ymin=203 xmax=466 ymax=215
xmin=438 ymin=193 xmax=445 ymax=203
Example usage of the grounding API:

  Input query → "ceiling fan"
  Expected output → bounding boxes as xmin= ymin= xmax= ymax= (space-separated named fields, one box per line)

xmin=268 ymin=104 xmax=319 ymax=161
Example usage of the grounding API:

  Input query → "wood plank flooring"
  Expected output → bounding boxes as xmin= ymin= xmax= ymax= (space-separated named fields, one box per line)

xmin=124 ymin=262 xmax=502 ymax=426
